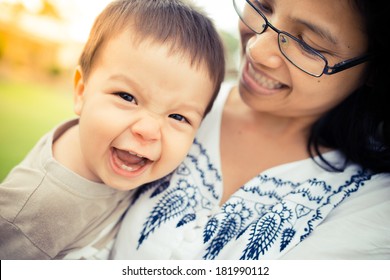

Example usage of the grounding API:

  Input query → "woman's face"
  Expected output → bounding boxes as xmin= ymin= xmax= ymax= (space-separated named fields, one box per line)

xmin=237 ymin=0 xmax=369 ymax=120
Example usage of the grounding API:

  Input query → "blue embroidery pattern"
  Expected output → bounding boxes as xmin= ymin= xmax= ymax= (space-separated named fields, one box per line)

xmin=133 ymin=138 xmax=372 ymax=259
xmin=240 ymin=203 xmax=291 ymax=260
xmin=185 ymin=139 xmax=221 ymax=200
xmin=136 ymin=139 xmax=220 ymax=248
xmin=137 ymin=179 xmax=198 ymax=248
xmin=299 ymin=169 xmax=372 ymax=241
xmin=203 ymin=199 xmax=251 ymax=259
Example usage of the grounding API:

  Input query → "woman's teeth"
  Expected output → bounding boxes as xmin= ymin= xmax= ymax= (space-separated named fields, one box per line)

xmin=248 ymin=63 xmax=283 ymax=89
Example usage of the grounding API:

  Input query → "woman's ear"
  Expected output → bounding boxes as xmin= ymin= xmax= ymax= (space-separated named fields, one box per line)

xmin=73 ymin=66 xmax=85 ymax=116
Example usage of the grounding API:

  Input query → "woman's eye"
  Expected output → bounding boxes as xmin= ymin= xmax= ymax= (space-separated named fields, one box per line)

xmin=253 ymin=0 xmax=272 ymax=14
xmin=298 ymin=41 xmax=317 ymax=55
xmin=117 ymin=92 xmax=137 ymax=104
xmin=297 ymin=40 xmax=327 ymax=60
xmin=169 ymin=114 xmax=189 ymax=124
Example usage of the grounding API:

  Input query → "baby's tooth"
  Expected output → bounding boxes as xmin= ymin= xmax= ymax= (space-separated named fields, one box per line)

xmin=121 ymin=164 xmax=134 ymax=171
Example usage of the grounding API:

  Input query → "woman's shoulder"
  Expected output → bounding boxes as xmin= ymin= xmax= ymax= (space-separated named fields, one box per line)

xmin=280 ymin=169 xmax=390 ymax=260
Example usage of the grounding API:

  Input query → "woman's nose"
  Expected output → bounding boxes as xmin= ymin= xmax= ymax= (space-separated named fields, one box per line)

xmin=245 ymin=32 xmax=284 ymax=69
xmin=131 ymin=114 xmax=162 ymax=142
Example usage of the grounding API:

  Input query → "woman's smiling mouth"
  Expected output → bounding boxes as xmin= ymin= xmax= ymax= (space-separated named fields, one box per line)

xmin=247 ymin=62 xmax=284 ymax=90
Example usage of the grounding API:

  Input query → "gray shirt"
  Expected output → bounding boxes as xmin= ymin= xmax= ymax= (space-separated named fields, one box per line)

xmin=0 ymin=119 xmax=133 ymax=259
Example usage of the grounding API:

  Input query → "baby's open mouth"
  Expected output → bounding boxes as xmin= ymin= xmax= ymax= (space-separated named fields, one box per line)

xmin=112 ymin=148 xmax=151 ymax=172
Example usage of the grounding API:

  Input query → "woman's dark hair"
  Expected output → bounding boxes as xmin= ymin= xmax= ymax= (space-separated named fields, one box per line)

xmin=309 ymin=0 xmax=390 ymax=173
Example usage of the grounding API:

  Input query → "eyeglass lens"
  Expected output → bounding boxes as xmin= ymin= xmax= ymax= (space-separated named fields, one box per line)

xmin=234 ymin=0 xmax=327 ymax=76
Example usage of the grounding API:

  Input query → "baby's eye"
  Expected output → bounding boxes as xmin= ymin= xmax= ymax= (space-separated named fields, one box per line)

xmin=169 ymin=114 xmax=189 ymax=124
xmin=117 ymin=92 xmax=137 ymax=104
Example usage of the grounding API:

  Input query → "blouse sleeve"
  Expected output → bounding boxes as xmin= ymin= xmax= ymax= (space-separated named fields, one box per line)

xmin=281 ymin=173 xmax=390 ymax=259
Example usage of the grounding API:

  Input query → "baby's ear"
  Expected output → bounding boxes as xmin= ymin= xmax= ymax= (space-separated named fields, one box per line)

xmin=73 ymin=66 xmax=85 ymax=116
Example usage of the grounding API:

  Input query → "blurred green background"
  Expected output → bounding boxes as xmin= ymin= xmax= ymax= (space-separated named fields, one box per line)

xmin=0 ymin=79 xmax=73 ymax=181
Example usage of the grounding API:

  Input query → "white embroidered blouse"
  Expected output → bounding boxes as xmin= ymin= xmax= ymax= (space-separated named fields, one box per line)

xmin=111 ymin=82 xmax=390 ymax=260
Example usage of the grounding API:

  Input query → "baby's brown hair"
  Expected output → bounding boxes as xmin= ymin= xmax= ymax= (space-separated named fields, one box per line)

xmin=78 ymin=0 xmax=225 ymax=115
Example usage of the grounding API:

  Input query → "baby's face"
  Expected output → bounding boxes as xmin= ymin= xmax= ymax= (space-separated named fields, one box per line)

xmin=73 ymin=30 xmax=214 ymax=190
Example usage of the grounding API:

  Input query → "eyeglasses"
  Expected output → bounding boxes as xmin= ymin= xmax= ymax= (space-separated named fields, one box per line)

xmin=233 ymin=0 xmax=371 ymax=77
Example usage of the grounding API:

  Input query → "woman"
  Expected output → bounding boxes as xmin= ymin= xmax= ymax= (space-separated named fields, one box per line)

xmin=111 ymin=0 xmax=390 ymax=259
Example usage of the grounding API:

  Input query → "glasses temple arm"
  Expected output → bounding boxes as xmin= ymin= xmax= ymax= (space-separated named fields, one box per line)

xmin=324 ymin=54 xmax=372 ymax=75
